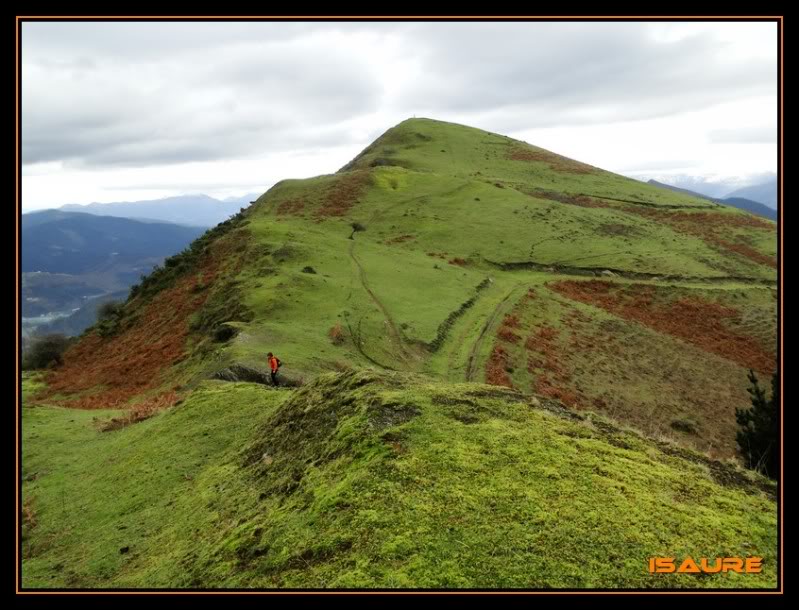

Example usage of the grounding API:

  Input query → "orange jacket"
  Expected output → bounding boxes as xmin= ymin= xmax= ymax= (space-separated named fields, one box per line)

xmin=269 ymin=356 xmax=279 ymax=373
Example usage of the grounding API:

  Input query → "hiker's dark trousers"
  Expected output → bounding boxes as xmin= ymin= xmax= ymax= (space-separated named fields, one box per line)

xmin=271 ymin=371 xmax=278 ymax=386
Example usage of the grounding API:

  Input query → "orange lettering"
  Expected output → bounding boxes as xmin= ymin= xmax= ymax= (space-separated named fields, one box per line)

xmin=700 ymin=558 xmax=722 ymax=573
xmin=723 ymin=558 xmax=744 ymax=573
xmin=651 ymin=556 xmax=763 ymax=575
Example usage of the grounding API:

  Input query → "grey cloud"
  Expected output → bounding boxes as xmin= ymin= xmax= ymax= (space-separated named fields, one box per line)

xmin=617 ymin=159 xmax=701 ymax=173
xmin=21 ymin=21 xmax=776 ymax=170
xmin=22 ymin=23 xmax=383 ymax=167
xmin=392 ymin=22 xmax=775 ymax=126
xmin=708 ymin=126 xmax=777 ymax=143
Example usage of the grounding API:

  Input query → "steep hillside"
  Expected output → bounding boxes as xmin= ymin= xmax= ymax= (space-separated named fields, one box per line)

xmin=22 ymin=371 xmax=776 ymax=588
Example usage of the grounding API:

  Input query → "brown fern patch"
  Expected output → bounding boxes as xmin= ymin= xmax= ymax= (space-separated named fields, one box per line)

xmin=485 ymin=344 xmax=514 ymax=388
xmin=551 ymin=280 xmax=775 ymax=375
xmin=314 ymin=171 xmax=370 ymax=218
xmin=507 ymin=147 xmax=597 ymax=174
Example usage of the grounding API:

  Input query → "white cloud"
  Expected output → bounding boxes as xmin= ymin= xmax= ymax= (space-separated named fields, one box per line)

xmin=21 ymin=20 xmax=778 ymax=211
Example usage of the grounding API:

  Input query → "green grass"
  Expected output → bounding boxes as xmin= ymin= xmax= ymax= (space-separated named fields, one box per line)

xmin=22 ymin=371 xmax=776 ymax=589
xmin=22 ymin=372 xmax=47 ymax=400
xmin=22 ymin=382 xmax=284 ymax=587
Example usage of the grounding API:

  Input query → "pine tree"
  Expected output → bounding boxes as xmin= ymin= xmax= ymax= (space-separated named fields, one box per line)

xmin=735 ymin=369 xmax=779 ymax=479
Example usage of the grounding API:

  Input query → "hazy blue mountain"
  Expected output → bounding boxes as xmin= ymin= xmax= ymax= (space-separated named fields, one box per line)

xmin=58 ymin=193 xmax=261 ymax=227
xmin=647 ymin=180 xmax=777 ymax=220
xmin=721 ymin=197 xmax=778 ymax=220
xmin=724 ymin=177 xmax=778 ymax=209
xmin=22 ymin=210 xmax=206 ymax=275
xmin=21 ymin=211 xmax=205 ymax=326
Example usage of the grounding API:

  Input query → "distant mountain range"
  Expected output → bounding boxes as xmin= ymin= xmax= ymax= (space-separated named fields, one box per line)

xmin=647 ymin=180 xmax=777 ymax=220
xmin=22 ymin=210 xmax=206 ymax=335
xmin=22 ymin=210 xmax=207 ymax=275
xmin=58 ymin=193 xmax=262 ymax=227
xmin=724 ymin=180 xmax=778 ymax=208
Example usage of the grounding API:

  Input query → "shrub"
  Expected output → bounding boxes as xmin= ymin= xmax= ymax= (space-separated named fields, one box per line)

xmin=736 ymin=369 xmax=779 ymax=479
xmin=349 ymin=222 xmax=366 ymax=240
xmin=22 ymin=334 xmax=72 ymax=370
xmin=97 ymin=300 xmax=123 ymax=321
xmin=212 ymin=325 xmax=238 ymax=342
xmin=329 ymin=323 xmax=346 ymax=346
xmin=95 ymin=301 xmax=127 ymax=337
xmin=670 ymin=417 xmax=700 ymax=435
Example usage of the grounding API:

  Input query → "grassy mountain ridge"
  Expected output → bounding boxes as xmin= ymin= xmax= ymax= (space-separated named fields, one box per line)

xmin=40 ymin=118 xmax=777 ymax=451
xmin=23 ymin=118 xmax=779 ymax=589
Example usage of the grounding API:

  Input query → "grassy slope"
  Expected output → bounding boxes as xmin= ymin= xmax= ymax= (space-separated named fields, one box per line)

xmin=22 ymin=371 xmax=776 ymax=589
xmin=22 ymin=118 xmax=779 ymax=588
xmin=226 ymin=120 xmax=774 ymax=366
xmin=206 ymin=118 xmax=775 ymax=456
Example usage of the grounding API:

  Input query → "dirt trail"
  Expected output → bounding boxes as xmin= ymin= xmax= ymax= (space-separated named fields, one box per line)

xmin=465 ymin=285 xmax=522 ymax=382
xmin=348 ymin=239 xmax=415 ymax=365
xmin=344 ymin=184 xmax=470 ymax=368
xmin=486 ymin=258 xmax=776 ymax=287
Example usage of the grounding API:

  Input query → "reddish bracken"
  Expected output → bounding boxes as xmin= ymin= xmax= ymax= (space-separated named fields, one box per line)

xmin=525 ymin=324 xmax=581 ymax=408
xmin=497 ymin=326 xmax=521 ymax=344
xmin=314 ymin=170 xmax=370 ymax=218
xmin=624 ymin=208 xmax=776 ymax=269
xmin=550 ymin=280 xmax=775 ymax=375
xmin=97 ymin=391 xmax=180 ymax=431
xmin=276 ymin=198 xmax=305 ymax=216
xmin=328 ymin=322 xmax=346 ymax=345
xmin=485 ymin=344 xmax=514 ymax=388
xmin=385 ymin=234 xmax=415 ymax=245
xmin=507 ymin=147 xmax=596 ymax=174
xmin=43 ymin=239 xmax=244 ymax=410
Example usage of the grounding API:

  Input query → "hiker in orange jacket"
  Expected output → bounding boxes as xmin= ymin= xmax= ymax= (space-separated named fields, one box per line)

xmin=267 ymin=352 xmax=281 ymax=386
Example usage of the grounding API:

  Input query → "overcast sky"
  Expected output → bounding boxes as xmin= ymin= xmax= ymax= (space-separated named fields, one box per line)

xmin=21 ymin=20 xmax=778 ymax=212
